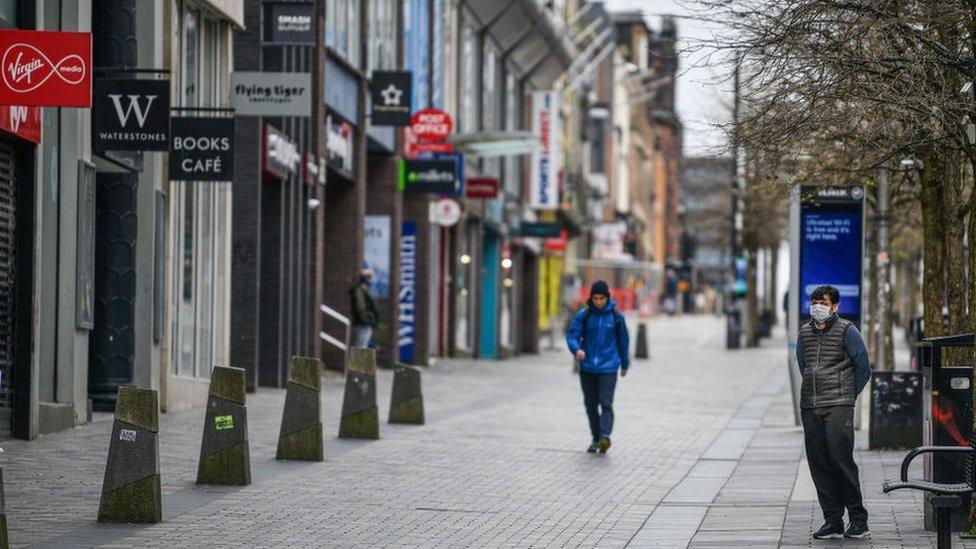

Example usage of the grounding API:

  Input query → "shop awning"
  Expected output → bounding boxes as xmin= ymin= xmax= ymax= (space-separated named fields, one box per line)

xmin=460 ymin=0 xmax=577 ymax=90
xmin=447 ymin=131 xmax=540 ymax=157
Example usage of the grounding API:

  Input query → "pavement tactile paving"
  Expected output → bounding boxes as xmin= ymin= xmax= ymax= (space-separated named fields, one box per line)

xmin=0 ymin=316 xmax=967 ymax=548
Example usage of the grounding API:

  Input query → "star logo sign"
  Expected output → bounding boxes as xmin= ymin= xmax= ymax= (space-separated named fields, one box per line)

xmin=380 ymin=83 xmax=402 ymax=106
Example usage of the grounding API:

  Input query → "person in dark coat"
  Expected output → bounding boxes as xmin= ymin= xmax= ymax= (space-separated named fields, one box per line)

xmin=349 ymin=268 xmax=379 ymax=348
xmin=566 ymin=281 xmax=630 ymax=454
xmin=796 ymin=285 xmax=872 ymax=539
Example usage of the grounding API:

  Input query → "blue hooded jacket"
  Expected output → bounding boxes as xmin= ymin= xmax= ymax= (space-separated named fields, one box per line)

xmin=566 ymin=299 xmax=630 ymax=374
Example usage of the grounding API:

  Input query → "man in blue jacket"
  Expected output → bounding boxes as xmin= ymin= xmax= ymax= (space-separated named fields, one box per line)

xmin=796 ymin=285 xmax=872 ymax=540
xmin=566 ymin=281 xmax=630 ymax=454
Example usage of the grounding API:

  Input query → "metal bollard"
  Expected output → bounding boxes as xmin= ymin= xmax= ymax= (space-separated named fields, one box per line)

xmin=197 ymin=366 xmax=251 ymax=485
xmin=277 ymin=356 xmax=324 ymax=461
xmin=98 ymin=387 xmax=162 ymax=523
xmin=635 ymin=322 xmax=650 ymax=359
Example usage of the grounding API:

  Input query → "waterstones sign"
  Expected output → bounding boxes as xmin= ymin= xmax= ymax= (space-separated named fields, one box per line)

xmin=529 ymin=91 xmax=561 ymax=210
xmin=230 ymin=71 xmax=311 ymax=117
xmin=398 ymin=221 xmax=418 ymax=362
xmin=93 ymin=78 xmax=170 ymax=152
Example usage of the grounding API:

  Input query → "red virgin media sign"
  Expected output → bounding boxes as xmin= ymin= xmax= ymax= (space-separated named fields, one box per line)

xmin=0 ymin=30 xmax=92 ymax=108
xmin=0 ymin=105 xmax=41 ymax=143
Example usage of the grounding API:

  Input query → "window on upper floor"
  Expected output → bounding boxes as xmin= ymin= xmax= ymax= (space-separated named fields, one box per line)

xmin=326 ymin=0 xmax=361 ymax=69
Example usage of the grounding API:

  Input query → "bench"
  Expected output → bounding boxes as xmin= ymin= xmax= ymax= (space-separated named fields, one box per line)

xmin=883 ymin=445 xmax=976 ymax=549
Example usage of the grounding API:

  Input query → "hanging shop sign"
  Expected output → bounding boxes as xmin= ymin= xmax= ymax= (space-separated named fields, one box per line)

xmin=410 ymin=107 xmax=451 ymax=141
xmin=93 ymin=78 xmax=170 ymax=152
xmin=399 ymin=154 xmax=462 ymax=195
xmin=465 ymin=177 xmax=499 ymax=199
xmin=518 ymin=222 xmax=562 ymax=238
xmin=370 ymin=70 xmax=412 ymax=126
xmin=264 ymin=2 xmax=315 ymax=45
xmin=529 ymin=90 xmax=561 ymax=210
xmin=262 ymin=123 xmax=300 ymax=180
xmin=301 ymin=150 xmax=326 ymax=185
xmin=0 ymin=105 xmax=41 ymax=143
xmin=398 ymin=220 xmax=418 ymax=362
xmin=230 ymin=71 xmax=311 ymax=117
xmin=429 ymin=197 xmax=462 ymax=227
xmin=326 ymin=114 xmax=354 ymax=180
xmin=404 ymin=127 xmax=453 ymax=155
xmin=169 ymin=116 xmax=235 ymax=182
xmin=0 ymin=29 xmax=91 ymax=107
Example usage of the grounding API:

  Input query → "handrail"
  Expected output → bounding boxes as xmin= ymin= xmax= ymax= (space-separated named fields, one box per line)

xmin=319 ymin=304 xmax=351 ymax=356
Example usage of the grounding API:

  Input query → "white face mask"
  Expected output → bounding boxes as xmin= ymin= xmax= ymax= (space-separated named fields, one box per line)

xmin=810 ymin=303 xmax=832 ymax=323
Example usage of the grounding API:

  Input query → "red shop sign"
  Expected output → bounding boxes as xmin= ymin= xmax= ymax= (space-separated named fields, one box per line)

xmin=0 ymin=30 xmax=92 ymax=107
xmin=465 ymin=177 xmax=499 ymax=199
xmin=410 ymin=108 xmax=452 ymax=141
xmin=0 ymin=105 xmax=41 ymax=143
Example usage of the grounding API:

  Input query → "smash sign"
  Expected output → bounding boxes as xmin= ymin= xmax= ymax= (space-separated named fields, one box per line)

xmin=0 ymin=29 xmax=92 ymax=107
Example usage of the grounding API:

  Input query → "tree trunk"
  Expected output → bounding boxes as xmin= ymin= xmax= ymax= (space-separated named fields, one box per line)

xmin=920 ymin=149 xmax=945 ymax=341
xmin=745 ymin=249 xmax=759 ymax=347
xmin=865 ymin=191 xmax=878 ymax=364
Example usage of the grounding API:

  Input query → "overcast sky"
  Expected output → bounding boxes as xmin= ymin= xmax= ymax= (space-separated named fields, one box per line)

xmin=602 ymin=0 xmax=733 ymax=158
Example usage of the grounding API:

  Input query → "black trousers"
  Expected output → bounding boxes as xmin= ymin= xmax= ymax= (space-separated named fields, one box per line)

xmin=801 ymin=405 xmax=868 ymax=525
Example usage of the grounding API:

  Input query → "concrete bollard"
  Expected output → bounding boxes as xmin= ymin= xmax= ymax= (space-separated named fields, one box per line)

xmin=635 ymin=322 xmax=650 ymax=359
xmin=276 ymin=356 xmax=323 ymax=461
xmin=339 ymin=347 xmax=379 ymax=439
xmin=0 ymin=468 xmax=8 ymax=549
xmin=197 ymin=366 xmax=250 ymax=485
xmin=389 ymin=363 xmax=424 ymax=425
xmin=98 ymin=386 xmax=162 ymax=523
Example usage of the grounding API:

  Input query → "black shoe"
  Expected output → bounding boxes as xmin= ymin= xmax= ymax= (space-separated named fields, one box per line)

xmin=844 ymin=520 xmax=870 ymax=539
xmin=812 ymin=522 xmax=844 ymax=539
xmin=598 ymin=437 xmax=611 ymax=454
xmin=587 ymin=439 xmax=599 ymax=453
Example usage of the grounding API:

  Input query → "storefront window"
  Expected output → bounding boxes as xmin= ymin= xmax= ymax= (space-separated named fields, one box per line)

xmin=0 ymin=1 xmax=16 ymax=28
xmin=326 ymin=0 xmax=362 ymax=68
xmin=454 ymin=222 xmax=478 ymax=352
xmin=171 ymin=3 xmax=225 ymax=379
xmin=503 ymin=68 xmax=523 ymax=196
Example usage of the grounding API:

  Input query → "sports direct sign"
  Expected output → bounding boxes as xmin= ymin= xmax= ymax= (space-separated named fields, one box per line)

xmin=0 ymin=30 xmax=92 ymax=107
xmin=530 ymin=91 xmax=560 ymax=210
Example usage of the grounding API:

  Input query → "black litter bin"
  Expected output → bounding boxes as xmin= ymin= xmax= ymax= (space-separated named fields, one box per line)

xmin=920 ymin=333 xmax=974 ymax=532
xmin=725 ymin=308 xmax=741 ymax=349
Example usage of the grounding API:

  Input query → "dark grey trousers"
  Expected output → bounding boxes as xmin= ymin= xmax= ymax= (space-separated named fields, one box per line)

xmin=801 ymin=405 xmax=868 ymax=525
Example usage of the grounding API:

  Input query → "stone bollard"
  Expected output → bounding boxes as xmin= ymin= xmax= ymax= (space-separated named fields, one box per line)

xmin=276 ymin=356 xmax=323 ymax=461
xmin=98 ymin=386 xmax=162 ymax=523
xmin=197 ymin=366 xmax=250 ymax=485
xmin=339 ymin=347 xmax=379 ymax=439
xmin=635 ymin=322 xmax=650 ymax=359
xmin=389 ymin=363 xmax=424 ymax=425
xmin=0 ymin=468 xmax=8 ymax=549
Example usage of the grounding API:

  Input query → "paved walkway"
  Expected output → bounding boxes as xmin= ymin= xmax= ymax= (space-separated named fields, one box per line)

xmin=0 ymin=315 xmax=963 ymax=548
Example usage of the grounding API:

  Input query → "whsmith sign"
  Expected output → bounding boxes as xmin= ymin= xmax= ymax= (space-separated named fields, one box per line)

xmin=93 ymin=78 xmax=170 ymax=152
xmin=230 ymin=72 xmax=311 ymax=117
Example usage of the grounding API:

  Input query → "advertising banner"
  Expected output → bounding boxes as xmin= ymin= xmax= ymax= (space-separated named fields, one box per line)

xmin=364 ymin=216 xmax=392 ymax=300
xmin=264 ymin=2 xmax=315 ymax=45
xmin=0 ymin=105 xmax=40 ymax=143
xmin=398 ymin=221 xmax=418 ymax=362
xmin=799 ymin=186 xmax=864 ymax=327
xmin=0 ymin=29 xmax=91 ymax=107
xmin=75 ymin=160 xmax=96 ymax=329
xmin=230 ymin=71 xmax=311 ymax=117
xmin=529 ymin=91 xmax=561 ymax=210
xmin=465 ymin=177 xmax=498 ymax=199
xmin=169 ymin=116 xmax=235 ymax=182
xmin=93 ymin=78 xmax=170 ymax=152
xmin=370 ymin=71 xmax=412 ymax=126
xmin=262 ymin=123 xmax=300 ymax=180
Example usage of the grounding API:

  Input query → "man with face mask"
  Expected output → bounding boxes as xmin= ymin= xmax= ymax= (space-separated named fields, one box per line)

xmin=796 ymin=285 xmax=872 ymax=539
xmin=349 ymin=268 xmax=379 ymax=348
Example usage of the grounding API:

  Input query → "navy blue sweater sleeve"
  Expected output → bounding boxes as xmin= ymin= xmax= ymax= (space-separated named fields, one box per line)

xmin=845 ymin=325 xmax=872 ymax=395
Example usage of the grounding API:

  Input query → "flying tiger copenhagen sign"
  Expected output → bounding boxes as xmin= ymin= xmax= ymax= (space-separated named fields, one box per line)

xmin=0 ymin=30 xmax=92 ymax=107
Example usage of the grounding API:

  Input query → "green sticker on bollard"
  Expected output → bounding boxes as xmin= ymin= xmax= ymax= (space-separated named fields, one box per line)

xmin=214 ymin=415 xmax=234 ymax=430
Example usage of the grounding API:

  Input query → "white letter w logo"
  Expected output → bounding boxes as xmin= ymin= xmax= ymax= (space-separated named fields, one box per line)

xmin=108 ymin=94 xmax=156 ymax=128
